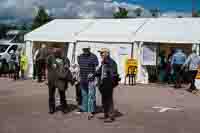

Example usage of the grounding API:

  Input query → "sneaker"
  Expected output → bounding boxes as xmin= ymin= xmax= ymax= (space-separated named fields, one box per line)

xmin=104 ymin=118 xmax=115 ymax=123
xmin=75 ymin=109 xmax=83 ymax=114
xmin=88 ymin=114 xmax=94 ymax=120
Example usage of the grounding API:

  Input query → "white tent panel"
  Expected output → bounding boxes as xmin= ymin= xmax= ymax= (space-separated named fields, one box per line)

xmin=76 ymin=42 xmax=132 ymax=82
xmin=25 ymin=19 xmax=95 ymax=42
xmin=77 ymin=19 xmax=148 ymax=43
xmin=134 ymin=18 xmax=200 ymax=44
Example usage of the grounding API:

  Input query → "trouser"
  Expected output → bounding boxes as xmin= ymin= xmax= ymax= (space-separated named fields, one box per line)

xmin=48 ymin=84 xmax=67 ymax=111
xmin=173 ymin=64 xmax=182 ymax=88
xmin=189 ymin=70 xmax=198 ymax=91
xmin=75 ymin=83 xmax=82 ymax=105
xmin=14 ymin=64 xmax=20 ymax=80
xmin=80 ymin=81 xmax=96 ymax=113
xmin=21 ymin=70 xmax=25 ymax=79
xmin=100 ymin=79 xmax=114 ymax=118
xmin=33 ymin=62 xmax=38 ymax=80
xmin=38 ymin=60 xmax=46 ymax=82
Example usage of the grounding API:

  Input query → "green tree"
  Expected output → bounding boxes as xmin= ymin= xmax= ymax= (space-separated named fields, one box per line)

xmin=150 ymin=8 xmax=160 ymax=18
xmin=134 ymin=8 xmax=143 ymax=17
xmin=113 ymin=7 xmax=128 ymax=18
xmin=196 ymin=10 xmax=200 ymax=17
xmin=32 ymin=6 xmax=52 ymax=30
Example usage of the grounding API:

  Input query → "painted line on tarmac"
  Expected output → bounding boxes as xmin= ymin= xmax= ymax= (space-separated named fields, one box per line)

xmin=152 ymin=106 xmax=182 ymax=113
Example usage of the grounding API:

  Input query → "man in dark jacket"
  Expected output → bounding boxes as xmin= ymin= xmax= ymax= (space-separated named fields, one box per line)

xmin=47 ymin=48 xmax=72 ymax=114
xmin=95 ymin=48 xmax=120 ymax=122
xmin=36 ymin=44 xmax=48 ymax=82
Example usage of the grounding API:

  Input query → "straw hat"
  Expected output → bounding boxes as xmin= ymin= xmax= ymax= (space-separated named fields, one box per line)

xmin=98 ymin=48 xmax=110 ymax=53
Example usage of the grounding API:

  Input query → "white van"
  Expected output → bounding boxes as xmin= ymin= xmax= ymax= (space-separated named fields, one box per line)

xmin=0 ymin=30 xmax=25 ymax=63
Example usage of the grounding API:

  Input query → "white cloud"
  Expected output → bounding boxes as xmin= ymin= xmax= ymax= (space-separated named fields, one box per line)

xmin=0 ymin=0 xmax=151 ymax=23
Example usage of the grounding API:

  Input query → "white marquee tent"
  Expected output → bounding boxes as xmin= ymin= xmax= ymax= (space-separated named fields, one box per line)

xmin=24 ymin=18 xmax=200 ymax=83
xmin=25 ymin=19 xmax=95 ymax=42
xmin=134 ymin=18 xmax=200 ymax=44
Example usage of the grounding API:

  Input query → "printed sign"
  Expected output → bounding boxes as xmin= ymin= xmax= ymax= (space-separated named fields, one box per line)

xmin=142 ymin=45 xmax=157 ymax=65
xmin=125 ymin=58 xmax=138 ymax=75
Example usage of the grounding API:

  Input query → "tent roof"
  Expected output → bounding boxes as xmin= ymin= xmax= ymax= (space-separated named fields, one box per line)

xmin=77 ymin=19 xmax=148 ymax=43
xmin=25 ymin=18 xmax=200 ymax=44
xmin=24 ymin=19 xmax=94 ymax=42
xmin=134 ymin=18 xmax=200 ymax=44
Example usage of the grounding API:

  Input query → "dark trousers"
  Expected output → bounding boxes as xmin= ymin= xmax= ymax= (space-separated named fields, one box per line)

xmin=14 ymin=64 xmax=20 ymax=80
xmin=173 ymin=64 xmax=182 ymax=88
xmin=100 ymin=79 xmax=114 ymax=118
xmin=33 ymin=62 xmax=38 ymax=80
xmin=189 ymin=70 xmax=198 ymax=91
xmin=75 ymin=83 xmax=82 ymax=105
xmin=48 ymin=84 xmax=67 ymax=111
xmin=38 ymin=60 xmax=46 ymax=82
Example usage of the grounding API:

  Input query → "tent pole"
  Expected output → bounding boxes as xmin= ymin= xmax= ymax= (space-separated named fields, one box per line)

xmin=71 ymin=42 xmax=76 ymax=64
xmin=131 ymin=43 xmax=134 ymax=58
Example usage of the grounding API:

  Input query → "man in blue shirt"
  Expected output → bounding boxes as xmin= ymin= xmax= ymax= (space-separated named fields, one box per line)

xmin=171 ymin=49 xmax=186 ymax=88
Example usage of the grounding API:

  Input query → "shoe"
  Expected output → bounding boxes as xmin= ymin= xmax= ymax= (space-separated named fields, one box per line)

xmin=88 ymin=114 xmax=94 ymax=120
xmin=62 ymin=109 xmax=68 ymax=114
xmin=49 ymin=108 xmax=55 ymax=114
xmin=75 ymin=109 xmax=83 ymax=114
xmin=104 ymin=118 xmax=115 ymax=123
xmin=187 ymin=88 xmax=193 ymax=92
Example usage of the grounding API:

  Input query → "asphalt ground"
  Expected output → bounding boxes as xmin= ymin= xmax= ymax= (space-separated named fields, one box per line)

xmin=0 ymin=78 xmax=200 ymax=133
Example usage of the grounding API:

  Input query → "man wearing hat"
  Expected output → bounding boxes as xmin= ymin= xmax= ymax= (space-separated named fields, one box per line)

xmin=95 ymin=48 xmax=120 ymax=122
xmin=77 ymin=47 xmax=98 ymax=118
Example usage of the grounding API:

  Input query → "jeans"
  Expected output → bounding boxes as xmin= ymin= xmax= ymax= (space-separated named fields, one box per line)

xmin=80 ymin=80 xmax=96 ymax=113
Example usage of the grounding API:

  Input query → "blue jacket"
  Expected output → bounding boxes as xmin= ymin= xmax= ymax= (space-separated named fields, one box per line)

xmin=171 ymin=51 xmax=186 ymax=65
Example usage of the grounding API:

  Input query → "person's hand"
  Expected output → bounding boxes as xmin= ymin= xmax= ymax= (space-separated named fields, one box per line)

xmin=88 ymin=73 xmax=94 ymax=80
xmin=53 ymin=63 xmax=57 ymax=69
xmin=181 ymin=66 xmax=185 ymax=71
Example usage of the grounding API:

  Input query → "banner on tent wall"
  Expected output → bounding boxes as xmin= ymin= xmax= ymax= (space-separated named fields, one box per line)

xmin=142 ymin=45 xmax=157 ymax=66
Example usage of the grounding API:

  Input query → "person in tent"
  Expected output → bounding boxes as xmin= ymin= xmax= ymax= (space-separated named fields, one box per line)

xmin=36 ymin=44 xmax=48 ymax=82
xmin=158 ymin=50 xmax=167 ymax=83
xmin=182 ymin=50 xmax=200 ymax=92
xmin=20 ymin=51 xmax=28 ymax=80
xmin=171 ymin=49 xmax=186 ymax=88
xmin=33 ymin=48 xmax=39 ymax=80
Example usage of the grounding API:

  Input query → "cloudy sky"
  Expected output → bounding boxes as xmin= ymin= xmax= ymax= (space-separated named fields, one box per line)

xmin=0 ymin=0 xmax=199 ymax=24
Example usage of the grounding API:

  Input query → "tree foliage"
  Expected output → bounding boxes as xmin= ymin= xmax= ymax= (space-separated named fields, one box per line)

xmin=150 ymin=8 xmax=160 ymax=17
xmin=192 ymin=10 xmax=200 ymax=17
xmin=113 ymin=7 xmax=129 ymax=18
xmin=134 ymin=8 xmax=143 ymax=17
xmin=31 ymin=6 xmax=52 ymax=30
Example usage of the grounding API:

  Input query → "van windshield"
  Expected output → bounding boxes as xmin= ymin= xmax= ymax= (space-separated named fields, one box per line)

xmin=0 ymin=45 xmax=9 ymax=53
